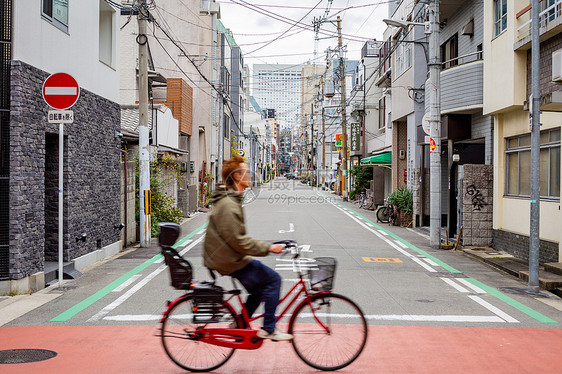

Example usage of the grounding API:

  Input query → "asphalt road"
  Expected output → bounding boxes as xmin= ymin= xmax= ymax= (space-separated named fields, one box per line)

xmin=2 ymin=178 xmax=562 ymax=373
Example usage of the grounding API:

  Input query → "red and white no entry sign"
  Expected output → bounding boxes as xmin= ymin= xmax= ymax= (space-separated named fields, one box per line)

xmin=42 ymin=73 xmax=80 ymax=110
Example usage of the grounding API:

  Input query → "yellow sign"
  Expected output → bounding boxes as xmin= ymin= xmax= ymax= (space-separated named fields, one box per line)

xmin=362 ymin=257 xmax=403 ymax=263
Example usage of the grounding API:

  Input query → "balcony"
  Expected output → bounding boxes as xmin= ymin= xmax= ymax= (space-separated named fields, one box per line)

xmin=425 ymin=52 xmax=483 ymax=115
xmin=516 ymin=0 xmax=562 ymax=50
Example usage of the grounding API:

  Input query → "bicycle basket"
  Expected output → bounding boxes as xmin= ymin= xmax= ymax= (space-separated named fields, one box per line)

xmin=162 ymin=248 xmax=193 ymax=290
xmin=307 ymin=257 xmax=337 ymax=292
xmin=191 ymin=281 xmax=224 ymax=324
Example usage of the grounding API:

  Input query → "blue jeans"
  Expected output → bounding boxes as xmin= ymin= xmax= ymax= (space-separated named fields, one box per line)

xmin=230 ymin=260 xmax=281 ymax=333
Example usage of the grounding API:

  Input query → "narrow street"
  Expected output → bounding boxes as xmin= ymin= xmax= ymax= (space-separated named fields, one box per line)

xmin=2 ymin=179 xmax=562 ymax=373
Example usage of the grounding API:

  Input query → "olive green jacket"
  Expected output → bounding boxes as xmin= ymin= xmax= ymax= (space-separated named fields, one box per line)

xmin=203 ymin=188 xmax=270 ymax=275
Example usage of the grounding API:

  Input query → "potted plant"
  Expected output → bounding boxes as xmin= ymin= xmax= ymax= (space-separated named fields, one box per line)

xmin=387 ymin=187 xmax=413 ymax=226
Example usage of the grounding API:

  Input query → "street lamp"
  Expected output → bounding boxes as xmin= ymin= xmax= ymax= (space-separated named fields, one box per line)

xmin=383 ymin=1 xmax=441 ymax=249
xmin=382 ymin=18 xmax=428 ymax=30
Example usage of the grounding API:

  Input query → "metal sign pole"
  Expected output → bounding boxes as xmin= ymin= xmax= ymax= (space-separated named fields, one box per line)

xmin=59 ymin=122 xmax=64 ymax=288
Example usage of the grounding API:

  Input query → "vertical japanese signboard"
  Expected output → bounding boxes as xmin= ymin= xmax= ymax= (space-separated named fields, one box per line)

xmin=350 ymin=123 xmax=360 ymax=151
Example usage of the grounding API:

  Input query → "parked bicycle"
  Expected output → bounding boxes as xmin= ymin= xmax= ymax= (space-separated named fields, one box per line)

xmin=376 ymin=199 xmax=398 ymax=225
xmin=157 ymin=223 xmax=368 ymax=372
xmin=354 ymin=191 xmax=374 ymax=210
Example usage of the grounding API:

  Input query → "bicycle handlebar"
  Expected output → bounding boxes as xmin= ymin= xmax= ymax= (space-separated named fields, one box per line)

xmin=272 ymin=240 xmax=300 ymax=259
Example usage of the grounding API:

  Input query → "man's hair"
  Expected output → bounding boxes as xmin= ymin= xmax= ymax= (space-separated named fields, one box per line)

xmin=222 ymin=155 xmax=246 ymax=187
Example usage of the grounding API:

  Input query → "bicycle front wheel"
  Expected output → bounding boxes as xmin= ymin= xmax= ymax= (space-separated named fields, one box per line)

xmin=289 ymin=293 xmax=368 ymax=371
xmin=161 ymin=295 xmax=239 ymax=372
xmin=376 ymin=206 xmax=390 ymax=223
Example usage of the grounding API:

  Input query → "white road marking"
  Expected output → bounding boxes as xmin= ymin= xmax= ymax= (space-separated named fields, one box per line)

xmin=468 ymin=295 xmax=519 ymax=323
xmin=422 ymin=258 xmax=440 ymax=267
xmin=440 ymin=277 xmax=469 ymax=293
xmin=325 ymin=200 xmax=516 ymax=324
xmin=111 ymin=274 xmax=142 ymax=293
xmin=105 ymin=313 xmax=505 ymax=323
xmin=457 ymin=278 xmax=486 ymax=294
xmin=88 ymin=265 xmax=167 ymax=322
xmin=275 ymin=257 xmax=319 ymax=272
xmin=394 ymin=240 xmax=408 ymax=249
xmin=377 ymin=230 xmax=388 ymax=235
xmin=279 ymin=223 xmax=294 ymax=233
xmin=88 ymin=236 xmax=204 ymax=322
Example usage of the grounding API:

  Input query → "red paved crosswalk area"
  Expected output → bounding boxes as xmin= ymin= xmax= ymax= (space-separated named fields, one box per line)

xmin=1 ymin=325 xmax=562 ymax=373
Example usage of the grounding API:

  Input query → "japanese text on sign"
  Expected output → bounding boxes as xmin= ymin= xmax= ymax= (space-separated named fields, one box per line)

xmin=48 ymin=110 xmax=74 ymax=124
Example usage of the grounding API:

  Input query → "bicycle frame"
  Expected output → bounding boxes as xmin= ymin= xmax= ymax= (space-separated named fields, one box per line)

xmin=161 ymin=276 xmax=332 ymax=350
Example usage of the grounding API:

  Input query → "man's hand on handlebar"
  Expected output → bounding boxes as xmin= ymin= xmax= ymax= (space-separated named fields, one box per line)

xmin=269 ymin=244 xmax=285 ymax=254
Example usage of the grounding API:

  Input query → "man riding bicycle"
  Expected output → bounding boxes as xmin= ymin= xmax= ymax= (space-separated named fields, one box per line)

xmin=203 ymin=155 xmax=293 ymax=341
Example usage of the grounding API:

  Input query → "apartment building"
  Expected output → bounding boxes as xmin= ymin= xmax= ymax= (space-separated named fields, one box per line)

xmin=485 ymin=0 xmax=561 ymax=262
xmin=353 ymin=40 xmax=391 ymax=205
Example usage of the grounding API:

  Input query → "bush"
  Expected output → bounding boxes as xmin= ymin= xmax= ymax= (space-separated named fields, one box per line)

xmin=133 ymin=153 xmax=185 ymax=238
xmin=350 ymin=165 xmax=373 ymax=197
xmin=387 ymin=187 xmax=413 ymax=214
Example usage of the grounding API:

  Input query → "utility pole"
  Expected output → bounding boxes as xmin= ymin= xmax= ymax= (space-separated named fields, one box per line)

xmin=321 ymin=75 xmax=326 ymax=186
xmin=529 ymin=0 xmax=541 ymax=292
xmin=138 ymin=3 xmax=151 ymax=247
xmin=429 ymin=0 xmax=442 ymax=248
xmin=337 ymin=16 xmax=348 ymax=200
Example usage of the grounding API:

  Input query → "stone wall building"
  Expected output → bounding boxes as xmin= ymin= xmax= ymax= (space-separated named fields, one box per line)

xmin=1 ymin=0 xmax=122 ymax=294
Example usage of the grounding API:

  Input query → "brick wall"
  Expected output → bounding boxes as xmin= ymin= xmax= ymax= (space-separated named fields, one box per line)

xmin=166 ymin=78 xmax=193 ymax=135
xmin=493 ymin=229 xmax=559 ymax=264
xmin=461 ymin=164 xmax=493 ymax=246
xmin=9 ymin=60 xmax=121 ymax=280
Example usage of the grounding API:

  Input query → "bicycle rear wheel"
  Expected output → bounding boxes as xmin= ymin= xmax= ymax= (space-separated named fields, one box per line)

xmin=161 ymin=295 xmax=239 ymax=372
xmin=376 ymin=206 xmax=389 ymax=223
xmin=289 ymin=293 xmax=368 ymax=371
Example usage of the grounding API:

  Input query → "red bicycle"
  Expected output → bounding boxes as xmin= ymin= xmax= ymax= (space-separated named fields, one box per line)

xmin=158 ymin=223 xmax=368 ymax=372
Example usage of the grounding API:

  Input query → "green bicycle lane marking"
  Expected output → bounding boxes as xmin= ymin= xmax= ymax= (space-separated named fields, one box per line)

xmin=51 ymin=222 xmax=208 ymax=322
xmin=320 ymin=192 xmax=557 ymax=324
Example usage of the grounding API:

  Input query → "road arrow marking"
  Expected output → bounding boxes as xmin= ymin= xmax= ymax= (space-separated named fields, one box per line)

xmin=278 ymin=223 xmax=294 ymax=233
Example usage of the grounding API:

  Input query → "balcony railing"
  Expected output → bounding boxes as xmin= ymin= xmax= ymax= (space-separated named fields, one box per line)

xmin=442 ymin=51 xmax=483 ymax=70
xmin=517 ymin=0 xmax=562 ymax=40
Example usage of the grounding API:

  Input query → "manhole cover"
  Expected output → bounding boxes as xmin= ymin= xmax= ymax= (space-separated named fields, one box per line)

xmin=0 ymin=349 xmax=57 ymax=364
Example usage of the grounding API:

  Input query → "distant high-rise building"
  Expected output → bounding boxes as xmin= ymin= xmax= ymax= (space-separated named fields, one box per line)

xmin=253 ymin=63 xmax=302 ymax=129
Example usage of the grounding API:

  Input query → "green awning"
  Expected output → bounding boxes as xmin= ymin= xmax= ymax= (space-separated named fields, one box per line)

xmin=360 ymin=151 xmax=392 ymax=165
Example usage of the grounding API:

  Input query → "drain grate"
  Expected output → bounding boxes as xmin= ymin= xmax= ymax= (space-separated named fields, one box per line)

xmin=426 ymin=272 xmax=466 ymax=278
xmin=0 ymin=349 xmax=57 ymax=364
xmin=499 ymin=287 xmax=557 ymax=299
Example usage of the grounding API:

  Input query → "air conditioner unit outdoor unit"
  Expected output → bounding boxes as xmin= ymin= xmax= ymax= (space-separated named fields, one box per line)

xmin=552 ymin=49 xmax=562 ymax=82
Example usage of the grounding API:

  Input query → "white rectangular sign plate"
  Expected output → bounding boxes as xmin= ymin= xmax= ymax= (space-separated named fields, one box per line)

xmin=48 ymin=110 xmax=74 ymax=124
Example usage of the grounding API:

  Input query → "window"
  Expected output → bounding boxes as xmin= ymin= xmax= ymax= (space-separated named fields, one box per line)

xmin=42 ymin=0 xmax=68 ymax=32
xmin=378 ymin=96 xmax=386 ymax=129
xmin=394 ymin=31 xmax=412 ymax=78
xmin=41 ymin=0 xmax=68 ymax=32
xmin=223 ymin=115 xmax=230 ymax=139
xmin=99 ymin=0 xmax=115 ymax=67
xmin=505 ymin=129 xmax=560 ymax=198
xmin=493 ymin=0 xmax=507 ymax=37
xmin=441 ymin=33 xmax=458 ymax=69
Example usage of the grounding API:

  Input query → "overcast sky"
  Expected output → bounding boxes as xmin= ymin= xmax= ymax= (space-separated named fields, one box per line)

xmin=219 ymin=0 xmax=389 ymax=68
